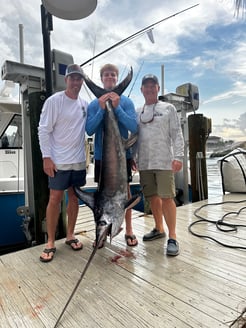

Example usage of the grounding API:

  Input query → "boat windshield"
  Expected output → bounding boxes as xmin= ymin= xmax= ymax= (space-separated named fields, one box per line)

xmin=0 ymin=114 xmax=22 ymax=149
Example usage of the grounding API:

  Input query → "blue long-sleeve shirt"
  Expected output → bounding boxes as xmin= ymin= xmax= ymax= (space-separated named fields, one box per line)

xmin=86 ymin=94 xmax=138 ymax=160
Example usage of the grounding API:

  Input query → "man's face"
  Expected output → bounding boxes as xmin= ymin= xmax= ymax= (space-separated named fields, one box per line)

xmin=141 ymin=80 xmax=159 ymax=102
xmin=101 ymin=70 xmax=118 ymax=90
xmin=66 ymin=74 xmax=83 ymax=94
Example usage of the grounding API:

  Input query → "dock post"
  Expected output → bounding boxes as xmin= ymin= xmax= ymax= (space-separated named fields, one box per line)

xmin=188 ymin=114 xmax=211 ymax=202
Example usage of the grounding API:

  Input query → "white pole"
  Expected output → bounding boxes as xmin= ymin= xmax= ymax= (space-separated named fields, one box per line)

xmin=19 ymin=24 xmax=24 ymax=63
xmin=161 ymin=64 xmax=164 ymax=95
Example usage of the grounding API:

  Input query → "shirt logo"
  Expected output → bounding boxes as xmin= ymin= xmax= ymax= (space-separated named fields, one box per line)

xmin=82 ymin=106 xmax=86 ymax=117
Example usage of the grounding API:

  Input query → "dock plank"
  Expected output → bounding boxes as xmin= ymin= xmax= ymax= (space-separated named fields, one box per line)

xmin=1 ymin=193 xmax=246 ymax=327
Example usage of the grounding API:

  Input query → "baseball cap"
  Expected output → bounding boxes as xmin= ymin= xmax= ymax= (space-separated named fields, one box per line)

xmin=142 ymin=74 xmax=159 ymax=85
xmin=65 ymin=64 xmax=84 ymax=77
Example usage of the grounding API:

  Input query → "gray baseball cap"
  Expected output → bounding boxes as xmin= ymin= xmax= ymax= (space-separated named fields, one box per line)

xmin=141 ymin=74 xmax=159 ymax=85
xmin=65 ymin=64 xmax=84 ymax=77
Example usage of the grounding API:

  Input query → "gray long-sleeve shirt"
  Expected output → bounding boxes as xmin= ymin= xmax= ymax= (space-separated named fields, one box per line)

xmin=135 ymin=101 xmax=184 ymax=170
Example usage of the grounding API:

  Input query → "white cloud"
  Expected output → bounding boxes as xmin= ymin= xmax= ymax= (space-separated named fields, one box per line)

xmin=1 ymin=0 xmax=246 ymax=140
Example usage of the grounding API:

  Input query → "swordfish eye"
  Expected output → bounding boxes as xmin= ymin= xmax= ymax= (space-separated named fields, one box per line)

xmin=98 ymin=220 xmax=107 ymax=227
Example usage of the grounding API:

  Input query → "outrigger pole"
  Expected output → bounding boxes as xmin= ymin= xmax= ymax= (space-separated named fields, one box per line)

xmin=80 ymin=3 xmax=199 ymax=67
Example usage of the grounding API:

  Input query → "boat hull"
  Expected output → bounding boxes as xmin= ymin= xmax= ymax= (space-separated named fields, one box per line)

xmin=0 ymin=191 xmax=26 ymax=254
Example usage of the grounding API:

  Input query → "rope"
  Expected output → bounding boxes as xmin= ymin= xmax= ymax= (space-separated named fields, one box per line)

xmin=188 ymin=199 xmax=246 ymax=250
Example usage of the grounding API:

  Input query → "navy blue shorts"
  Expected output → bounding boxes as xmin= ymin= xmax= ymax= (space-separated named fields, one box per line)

xmin=94 ymin=159 xmax=132 ymax=183
xmin=48 ymin=169 xmax=86 ymax=190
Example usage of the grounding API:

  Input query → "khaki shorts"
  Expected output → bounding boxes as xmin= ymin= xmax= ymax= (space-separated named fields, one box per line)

xmin=139 ymin=170 xmax=175 ymax=199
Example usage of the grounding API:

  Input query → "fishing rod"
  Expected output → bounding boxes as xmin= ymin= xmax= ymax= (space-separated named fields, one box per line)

xmin=80 ymin=3 xmax=199 ymax=67
xmin=127 ymin=60 xmax=144 ymax=97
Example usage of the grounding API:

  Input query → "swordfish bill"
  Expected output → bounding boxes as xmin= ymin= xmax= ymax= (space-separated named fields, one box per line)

xmin=74 ymin=67 xmax=141 ymax=246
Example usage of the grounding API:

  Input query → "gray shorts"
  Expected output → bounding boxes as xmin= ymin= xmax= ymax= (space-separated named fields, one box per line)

xmin=139 ymin=170 xmax=175 ymax=199
xmin=48 ymin=169 xmax=86 ymax=190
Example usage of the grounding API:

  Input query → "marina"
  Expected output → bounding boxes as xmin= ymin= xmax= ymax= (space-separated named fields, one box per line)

xmin=0 ymin=6 xmax=209 ymax=255
xmin=1 ymin=2 xmax=246 ymax=327
xmin=0 ymin=192 xmax=246 ymax=328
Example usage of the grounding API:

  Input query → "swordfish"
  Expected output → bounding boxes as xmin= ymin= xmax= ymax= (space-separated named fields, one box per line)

xmin=74 ymin=67 xmax=141 ymax=247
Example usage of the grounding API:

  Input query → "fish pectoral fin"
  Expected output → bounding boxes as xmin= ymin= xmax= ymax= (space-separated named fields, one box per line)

xmin=122 ymin=133 xmax=138 ymax=151
xmin=73 ymin=186 xmax=95 ymax=210
xmin=124 ymin=194 xmax=142 ymax=210
xmin=127 ymin=133 xmax=138 ymax=148
xmin=110 ymin=227 xmax=123 ymax=242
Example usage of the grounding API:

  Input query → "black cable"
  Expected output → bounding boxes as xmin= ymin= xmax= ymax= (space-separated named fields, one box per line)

xmin=188 ymin=199 xmax=246 ymax=249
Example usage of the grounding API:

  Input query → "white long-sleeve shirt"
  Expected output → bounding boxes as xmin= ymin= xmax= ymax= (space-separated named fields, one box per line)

xmin=38 ymin=91 xmax=88 ymax=166
xmin=135 ymin=101 xmax=184 ymax=170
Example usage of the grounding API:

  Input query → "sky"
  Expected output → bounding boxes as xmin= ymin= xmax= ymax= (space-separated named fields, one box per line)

xmin=0 ymin=0 xmax=246 ymax=141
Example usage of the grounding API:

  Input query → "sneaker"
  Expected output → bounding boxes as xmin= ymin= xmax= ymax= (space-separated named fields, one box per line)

xmin=166 ymin=239 xmax=179 ymax=256
xmin=143 ymin=228 xmax=166 ymax=241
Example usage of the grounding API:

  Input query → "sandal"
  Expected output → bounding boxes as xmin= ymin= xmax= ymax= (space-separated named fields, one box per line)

xmin=125 ymin=234 xmax=138 ymax=247
xmin=40 ymin=247 xmax=56 ymax=263
xmin=65 ymin=239 xmax=83 ymax=251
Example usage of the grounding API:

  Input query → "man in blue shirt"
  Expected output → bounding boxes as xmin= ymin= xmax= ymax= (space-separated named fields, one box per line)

xmin=86 ymin=64 xmax=138 ymax=248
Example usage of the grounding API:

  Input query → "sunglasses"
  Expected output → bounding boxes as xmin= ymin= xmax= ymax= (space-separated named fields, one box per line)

xmin=140 ymin=103 xmax=157 ymax=124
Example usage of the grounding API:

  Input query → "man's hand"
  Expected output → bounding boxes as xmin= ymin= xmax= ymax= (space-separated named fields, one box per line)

xmin=108 ymin=92 xmax=120 ymax=108
xmin=172 ymin=160 xmax=183 ymax=173
xmin=98 ymin=92 xmax=120 ymax=109
xmin=131 ymin=159 xmax=138 ymax=172
xmin=43 ymin=157 xmax=57 ymax=177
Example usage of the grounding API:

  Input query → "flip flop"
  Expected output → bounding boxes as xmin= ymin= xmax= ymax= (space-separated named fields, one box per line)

xmin=65 ymin=239 xmax=83 ymax=251
xmin=125 ymin=234 xmax=138 ymax=247
xmin=40 ymin=247 xmax=56 ymax=262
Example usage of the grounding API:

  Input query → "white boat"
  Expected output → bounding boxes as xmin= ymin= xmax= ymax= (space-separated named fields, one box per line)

xmin=0 ymin=81 xmax=26 ymax=253
xmin=0 ymin=112 xmax=24 ymax=192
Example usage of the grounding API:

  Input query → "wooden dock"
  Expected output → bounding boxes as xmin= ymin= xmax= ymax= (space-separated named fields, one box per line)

xmin=1 ymin=193 xmax=246 ymax=328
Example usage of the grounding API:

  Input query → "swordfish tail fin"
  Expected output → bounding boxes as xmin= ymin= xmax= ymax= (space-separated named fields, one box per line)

xmin=82 ymin=67 xmax=133 ymax=98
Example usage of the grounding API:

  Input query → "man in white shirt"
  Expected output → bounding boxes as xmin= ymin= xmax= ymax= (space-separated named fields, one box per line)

xmin=38 ymin=64 xmax=88 ymax=262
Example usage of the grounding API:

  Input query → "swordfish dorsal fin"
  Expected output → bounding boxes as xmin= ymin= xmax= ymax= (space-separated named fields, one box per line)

xmin=82 ymin=67 xmax=133 ymax=98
